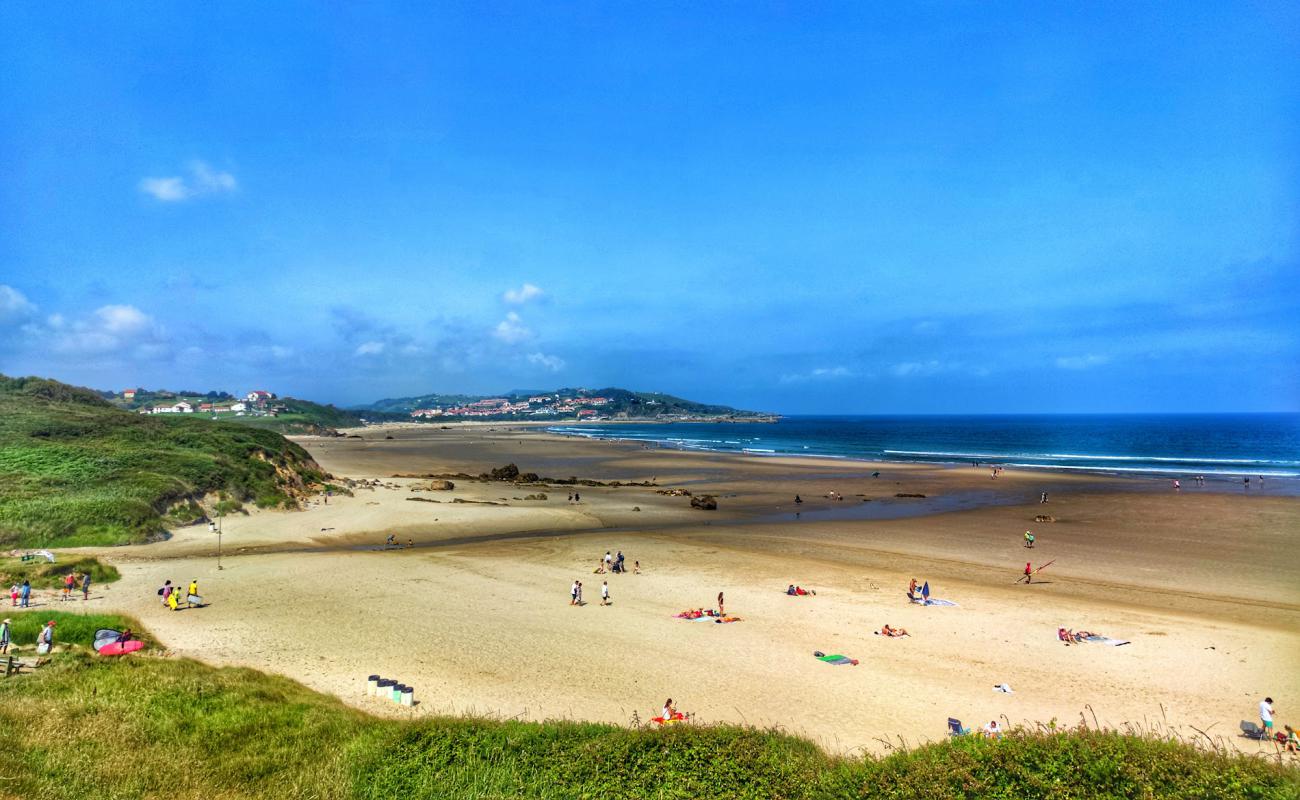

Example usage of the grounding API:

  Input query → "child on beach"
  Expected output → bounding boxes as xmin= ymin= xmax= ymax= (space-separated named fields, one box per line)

xmin=633 ymin=560 xmax=641 ymax=574
xmin=570 ymin=581 xmax=580 ymax=605
xmin=1024 ymin=531 xmax=1035 ymax=548
xmin=1022 ymin=563 xmax=1033 ymax=584
xmin=601 ymin=581 xmax=610 ymax=606
xmin=9 ymin=584 xmax=17 ymax=607
xmin=717 ymin=592 xmax=725 ymax=616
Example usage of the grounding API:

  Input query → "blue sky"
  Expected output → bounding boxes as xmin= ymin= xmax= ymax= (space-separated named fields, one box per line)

xmin=1 ymin=3 xmax=1296 ymax=413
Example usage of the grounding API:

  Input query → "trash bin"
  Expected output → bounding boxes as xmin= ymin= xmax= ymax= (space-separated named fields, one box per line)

xmin=367 ymin=675 xmax=380 ymax=695
xmin=401 ymin=685 xmax=414 ymax=707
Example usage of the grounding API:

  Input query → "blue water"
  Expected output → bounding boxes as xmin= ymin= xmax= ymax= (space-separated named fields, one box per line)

xmin=549 ymin=414 xmax=1300 ymax=479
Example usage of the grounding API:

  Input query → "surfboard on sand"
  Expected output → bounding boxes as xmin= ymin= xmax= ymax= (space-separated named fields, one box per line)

xmin=98 ymin=639 xmax=144 ymax=656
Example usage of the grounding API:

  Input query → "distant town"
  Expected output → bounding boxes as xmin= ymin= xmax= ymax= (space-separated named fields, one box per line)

xmin=114 ymin=388 xmax=284 ymax=418
xmin=411 ymin=393 xmax=624 ymax=421
xmin=103 ymin=385 xmax=773 ymax=427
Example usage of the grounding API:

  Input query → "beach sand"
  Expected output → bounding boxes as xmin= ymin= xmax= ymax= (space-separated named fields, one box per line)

xmin=66 ymin=425 xmax=1300 ymax=755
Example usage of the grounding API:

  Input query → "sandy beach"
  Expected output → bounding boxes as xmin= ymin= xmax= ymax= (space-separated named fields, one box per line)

xmin=65 ymin=424 xmax=1300 ymax=755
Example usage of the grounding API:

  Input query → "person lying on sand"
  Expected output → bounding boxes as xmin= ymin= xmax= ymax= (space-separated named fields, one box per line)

xmin=877 ymin=624 xmax=910 ymax=637
xmin=1072 ymin=630 xmax=1097 ymax=642
xmin=785 ymin=585 xmax=815 ymax=596
xmin=1058 ymin=627 xmax=1073 ymax=646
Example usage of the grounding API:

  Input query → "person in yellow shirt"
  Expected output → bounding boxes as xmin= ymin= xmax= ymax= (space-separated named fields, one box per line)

xmin=187 ymin=580 xmax=199 ymax=606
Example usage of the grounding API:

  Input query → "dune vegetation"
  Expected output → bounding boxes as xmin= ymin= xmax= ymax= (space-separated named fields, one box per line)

xmin=0 ymin=615 xmax=1293 ymax=800
xmin=0 ymin=375 xmax=328 ymax=548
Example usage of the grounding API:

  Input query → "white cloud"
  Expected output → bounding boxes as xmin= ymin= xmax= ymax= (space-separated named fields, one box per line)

xmin=0 ymin=284 xmax=37 ymax=325
xmin=355 ymin=341 xmax=386 ymax=356
xmin=527 ymin=352 xmax=566 ymax=372
xmin=493 ymin=311 xmax=532 ymax=344
xmin=779 ymin=366 xmax=853 ymax=384
xmin=890 ymin=360 xmax=943 ymax=377
xmin=1055 ymin=354 xmax=1110 ymax=370
xmin=140 ymin=161 xmax=238 ymax=202
xmin=48 ymin=304 xmax=165 ymax=356
xmin=502 ymin=283 xmax=545 ymax=305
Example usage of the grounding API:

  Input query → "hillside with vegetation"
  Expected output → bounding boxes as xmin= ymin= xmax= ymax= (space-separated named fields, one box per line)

xmin=0 ymin=375 xmax=329 ymax=548
xmin=0 ymin=619 xmax=1292 ymax=799
xmin=360 ymin=386 xmax=773 ymax=420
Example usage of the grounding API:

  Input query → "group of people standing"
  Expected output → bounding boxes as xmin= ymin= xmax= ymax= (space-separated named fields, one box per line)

xmin=8 ymin=581 xmax=31 ymax=608
xmin=59 ymin=571 xmax=92 ymax=602
xmin=158 ymin=579 xmax=200 ymax=611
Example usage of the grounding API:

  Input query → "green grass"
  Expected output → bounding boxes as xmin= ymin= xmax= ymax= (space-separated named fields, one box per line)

xmin=0 ymin=555 xmax=120 ymax=591
xmin=0 ymin=627 xmax=1294 ymax=800
xmin=0 ymin=375 xmax=328 ymax=548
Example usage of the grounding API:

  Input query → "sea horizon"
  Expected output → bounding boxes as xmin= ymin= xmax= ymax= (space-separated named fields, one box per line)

xmin=550 ymin=412 xmax=1300 ymax=480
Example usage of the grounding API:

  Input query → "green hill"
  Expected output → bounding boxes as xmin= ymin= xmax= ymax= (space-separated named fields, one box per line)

xmin=0 ymin=630 xmax=1292 ymax=799
xmin=360 ymin=386 xmax=772 ymax=419
xmin=0 ymin=375 xmax=329 ymax=548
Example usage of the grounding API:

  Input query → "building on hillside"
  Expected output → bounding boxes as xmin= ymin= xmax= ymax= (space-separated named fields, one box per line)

xmin=174 ymin=401 xmax=194 ymax=413
xmin=245 ymin=390 xmax=274 ymax=404
xmin=585 ymin=397 xmax=610 ymax=406
xmin=229 ymin=402 xmax=247 ymax=412
xmin=122 ymin=389 xmax=137 ymax=400
xmin=199 ymin=403 xmax=214 ymax=412
xmin=577 ymin=409 xmax=598 ymax=418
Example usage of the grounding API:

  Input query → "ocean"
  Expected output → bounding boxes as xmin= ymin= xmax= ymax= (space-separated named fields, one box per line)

xmin=548 ymin=414 xmax=1300 ymax=480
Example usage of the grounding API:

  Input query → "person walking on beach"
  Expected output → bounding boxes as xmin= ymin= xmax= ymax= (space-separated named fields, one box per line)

xmin=1173 ymin=479 xmax=1181 ymax=490
xmin=9 ymin=584 xmax=17 ymax=607
xmin=1024 ymin=531 xmax=1035 ymax=548
xmin=62 ymin=572 xmax=74 ymax=602
xmin=717 ymin=591 xmax=725 ymax=615
xmin=1039 ymin=492 xmax=1048 ymax=504
xmin=1022 ymin=562 xmax=1033 ymax=584
xmin=0 ymin=618 xmax=10 ymax=655
xmin=574 ymin=492 xmax=581 ymax=503
xmin=159 ymin=580 xmax=172 ymax=606
xmin=604 ymin=551 xmax=613 ymax=571
xmin=19 ymin=580 xmax=30 ymax=608
xmin=81 ymin=571 xmax=91 ymax=601
xmin=576 ymin=581 xmax=584 ymax=604
xmin=570 ymin=580 xmax=580 ymax=606
xmin=188 ymin=579 xmax=199 ymax=606
xmin=1261 ymin=697 xmax=1275 ymax=734
xmin=617 ymin=551 xmax=625 ymax=572
xmin=601 ymin=581 xmax=610 ymax=606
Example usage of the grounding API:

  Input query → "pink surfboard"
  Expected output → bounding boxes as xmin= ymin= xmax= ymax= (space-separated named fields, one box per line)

xmin=97 ymin=639 xmax=144 ymax=656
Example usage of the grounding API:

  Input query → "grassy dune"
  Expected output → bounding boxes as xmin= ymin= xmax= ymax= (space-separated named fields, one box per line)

xmin=0 ymin=375 xmax=327 ymax=548
xmin=0 ymin=623 xmax=1293 ymax=800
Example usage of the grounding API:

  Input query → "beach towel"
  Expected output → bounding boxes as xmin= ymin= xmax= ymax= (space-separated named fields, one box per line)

xmin=714 ymin=617 xmax=741 ymax=623
xmin=814 ymin=651 xmax=859 ymax=666
xmin=1083 ymin=636 xmax=1130 ymax=647
xmin=910 ymin=597 xmax=959 ymax=607
xmin=674 ymin=611 xmax=713 ymax=621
